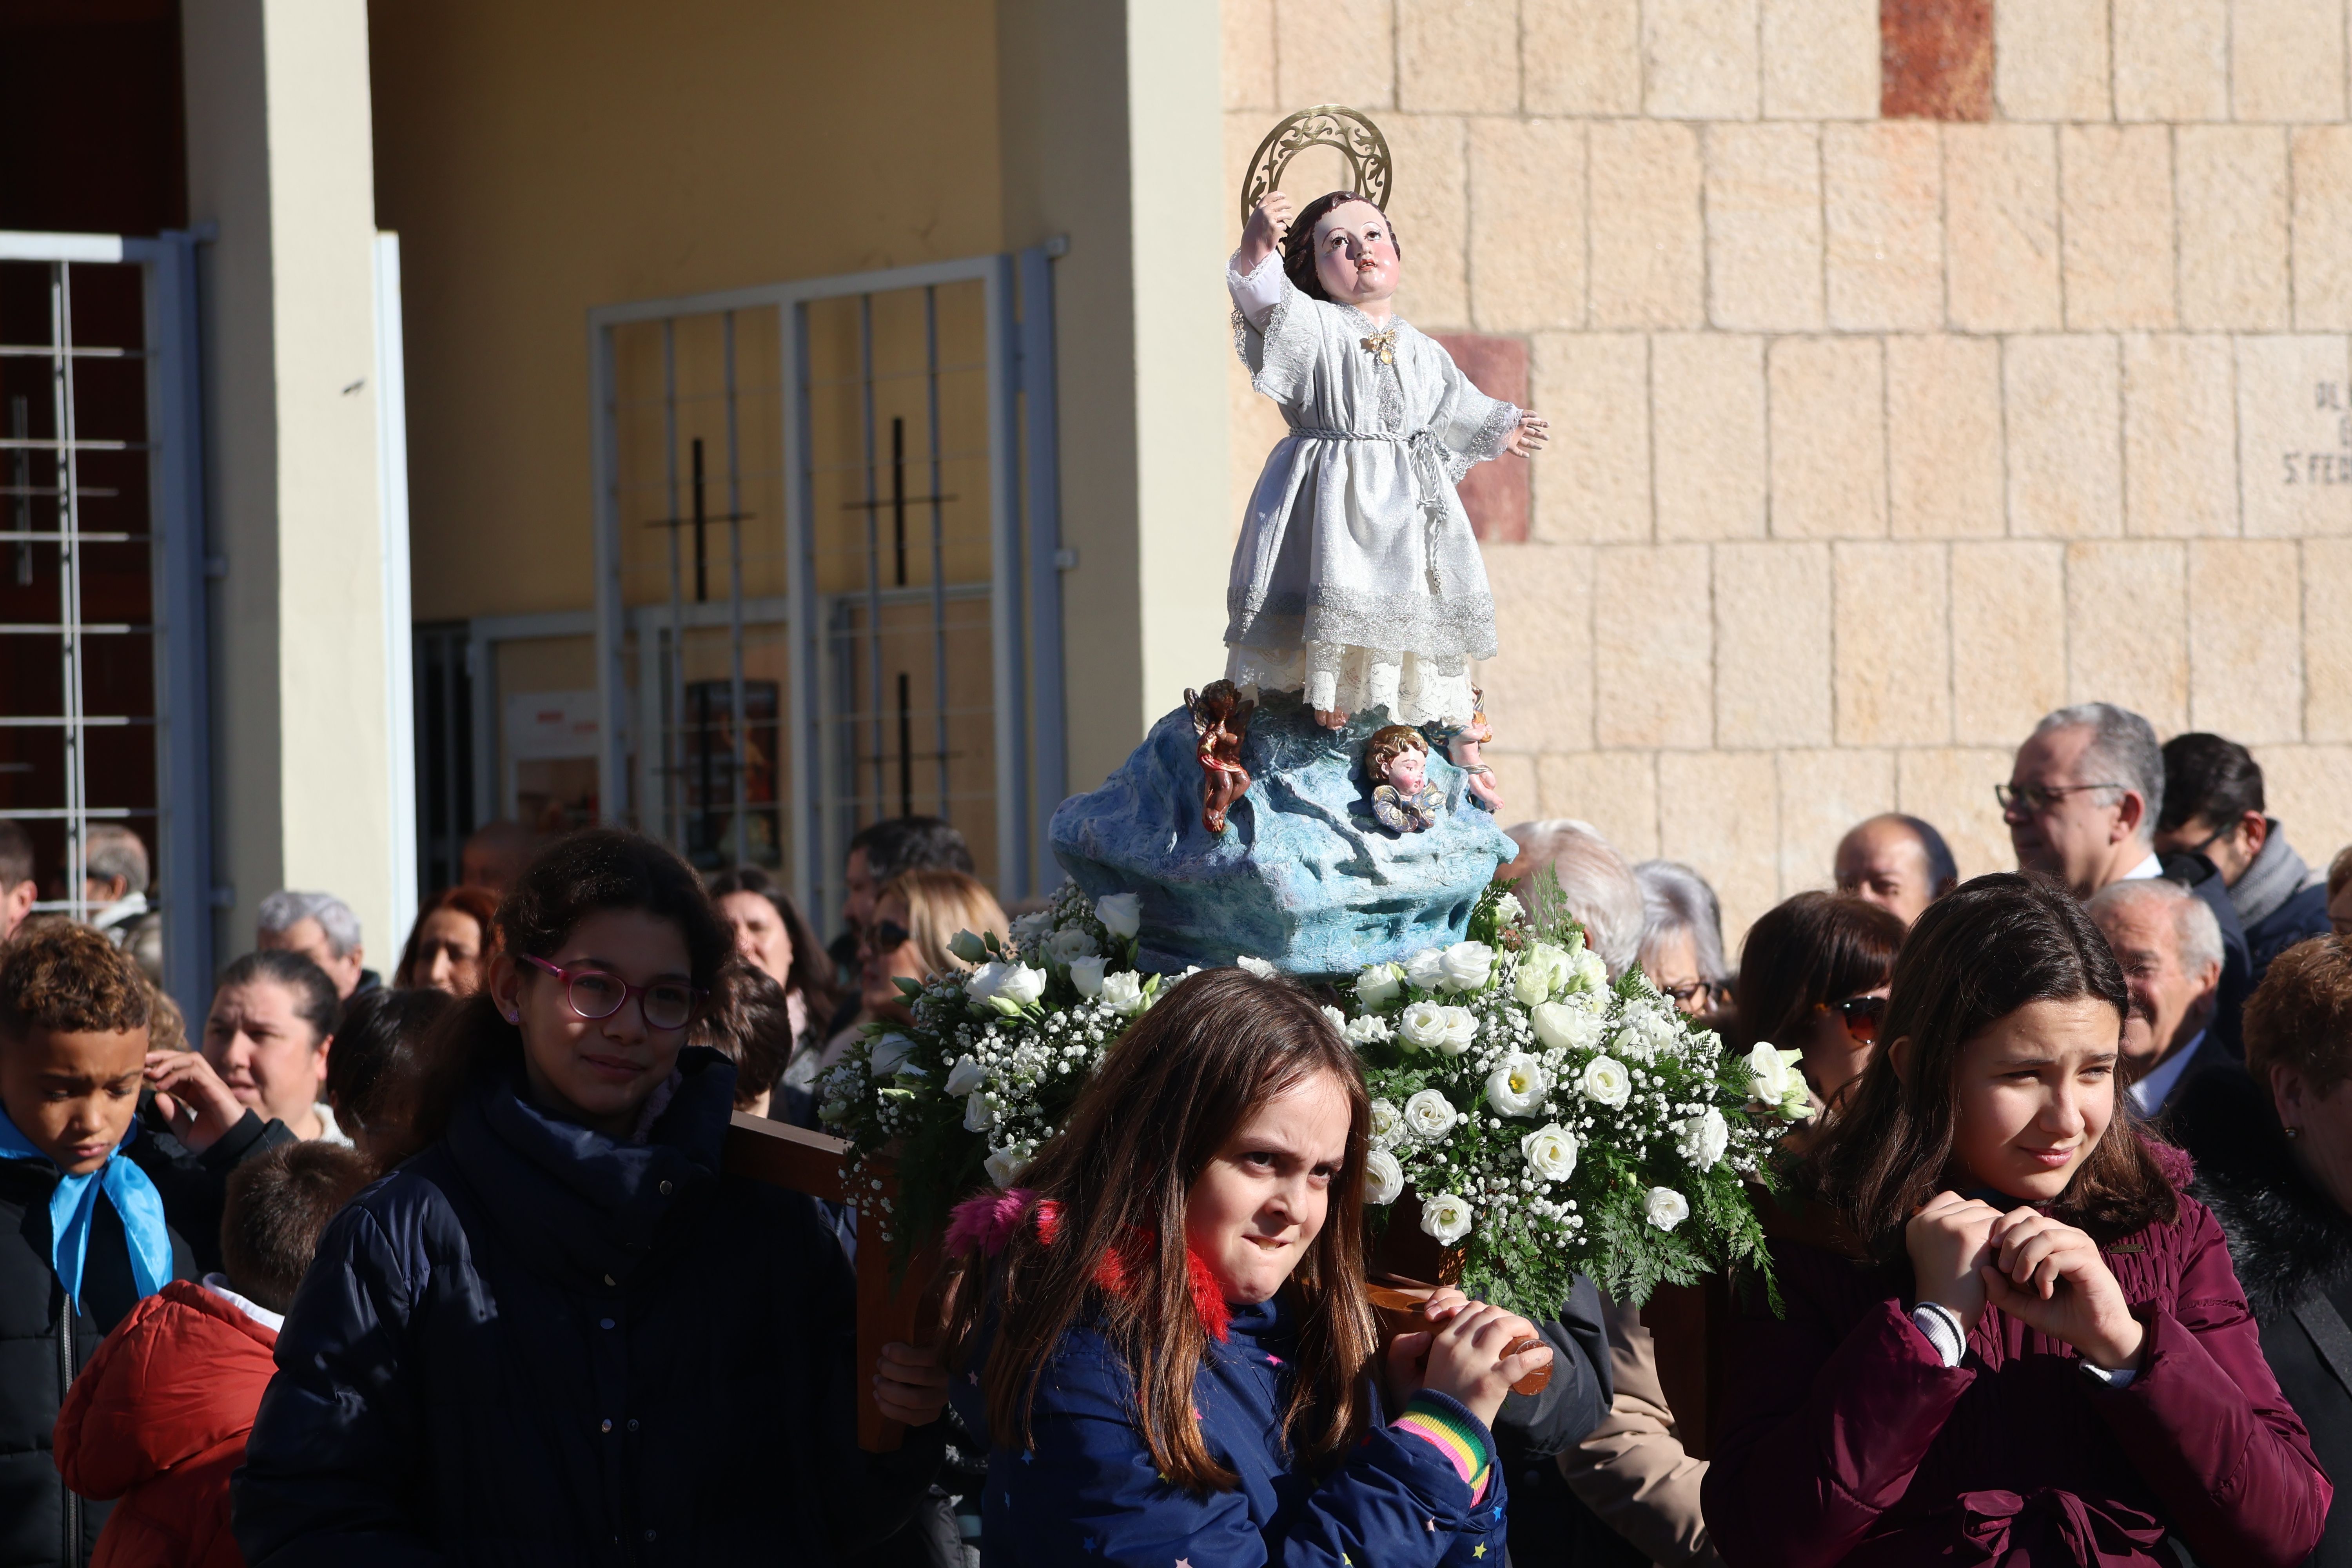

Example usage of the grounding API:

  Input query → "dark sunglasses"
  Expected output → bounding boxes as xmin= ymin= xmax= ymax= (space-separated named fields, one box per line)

xmin=1820 ymin=994 xmax=1887 ymax=1042
xmin=869 ymin=919 xmax=913 ymax=953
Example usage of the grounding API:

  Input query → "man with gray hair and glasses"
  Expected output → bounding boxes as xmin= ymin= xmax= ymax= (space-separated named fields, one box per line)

xmin=2002 ymin=701 xmax=2250 ymax=1050
xmin=256 ymin=889 xmax=377 ymax=1000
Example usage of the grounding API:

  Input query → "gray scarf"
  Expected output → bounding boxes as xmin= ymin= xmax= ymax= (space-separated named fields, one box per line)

xmin=2231 ymin=821 xmax=2318 ymax=930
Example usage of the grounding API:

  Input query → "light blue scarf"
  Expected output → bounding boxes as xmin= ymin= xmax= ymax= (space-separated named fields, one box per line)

xmin=0 ymin=1107 xmax=171 ymax=1309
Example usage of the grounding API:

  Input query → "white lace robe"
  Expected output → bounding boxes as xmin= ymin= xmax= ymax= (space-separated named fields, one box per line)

xmin=1225 ymin=249 xmax=1520 ymax=727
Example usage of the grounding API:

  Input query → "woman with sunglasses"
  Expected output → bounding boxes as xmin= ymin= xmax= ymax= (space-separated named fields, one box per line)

xmin=233 ymin=829 xmax=951 ymax=1563
xmin=1734 ymin=890 xmax=1908 ymax=1122
xmin=857 ymin=868 xmax=1009 ymax=1031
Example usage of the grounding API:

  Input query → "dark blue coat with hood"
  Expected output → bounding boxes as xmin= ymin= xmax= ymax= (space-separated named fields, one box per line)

xmin=231 ymin=1047 xmax=941 ymax=1567
xmin=958 ymin=1294 xmax=1508 ymax=1568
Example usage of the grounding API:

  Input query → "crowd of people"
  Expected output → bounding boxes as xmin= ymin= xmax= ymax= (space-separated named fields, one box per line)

xmin=1 ymin=696 xmax=2350 ymax=1566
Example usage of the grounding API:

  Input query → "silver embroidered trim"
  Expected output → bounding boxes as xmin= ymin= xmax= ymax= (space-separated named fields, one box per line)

xmin=1230 ymin=289 xmax=1314 ymax=400
xmin=1225 ymin=642 xmax=1479 ymax=728
xmin=1452 ymin=397 xmax=1522 ymax=482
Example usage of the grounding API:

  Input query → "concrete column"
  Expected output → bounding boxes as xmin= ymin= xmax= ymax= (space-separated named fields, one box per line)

xmin=998 ymin=0 xmax=1230 ymax=793
xmin=183 ymin=0 xmax=398 ymax=977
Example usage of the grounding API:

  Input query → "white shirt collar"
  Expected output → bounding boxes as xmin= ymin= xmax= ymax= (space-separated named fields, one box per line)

xmin=2129 ymin=1028 xmax=2206 ymax=1114
xmin=201 ymin=1272 xmax=285 ymax=1332
xmin=2120 ymin=851 xmax=2165 ymax=882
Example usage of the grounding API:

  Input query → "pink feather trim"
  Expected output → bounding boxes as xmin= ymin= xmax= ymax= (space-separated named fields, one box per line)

xmin=945 ymin=1187 xmax=1040 ymax=1258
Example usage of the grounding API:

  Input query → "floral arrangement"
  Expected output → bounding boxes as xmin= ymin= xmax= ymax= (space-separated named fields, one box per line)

xmin=1345 ymin=878 xmax=1807 ymax=1318
xmin=820 ymin=874 xmax=1809 ymax=1316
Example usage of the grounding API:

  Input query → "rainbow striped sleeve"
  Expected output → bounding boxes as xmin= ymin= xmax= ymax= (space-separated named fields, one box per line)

xmin=1390 ymin=1393 xmax=1493 ymax=1503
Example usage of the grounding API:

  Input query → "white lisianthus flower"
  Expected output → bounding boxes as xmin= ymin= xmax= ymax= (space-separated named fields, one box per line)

xmin=1403 ymin=947 xmax=1448 ymax=990
xmin=1364 ymin=1148 xmax=1406 ymax=1206
xmin=983 ymin=1147 xmax=1031 ymax=1187
xmin=1438 ymin=941 xmax=1495 ymax=993
xmin=948 ymin=929 xmax=990 ymax=965
xmin=1345 ymin=1013 xmax=1394 ymax=1046
xmin=1513 ymin=941 xmax=1569 ymax=1005
xmin=1644 ymin=1187 xmax=1691 ymax=1230
xmin=1354 ymin=963 xmax=1404 ymax=1007
xmin=1236 ymin=955 xmax=1278 ymax=979
xmin=1403 ymin=1089 xmax=1459 ymax=1140
xmin=1675 ymin=1108 xmax=1730 ymax=1170
xmin=1521 ymin=1123 xmax=1579 ymax=1181
xmin=1319 ymin=1004 xmax=1350 ymax=1035
xmin=1094 ymin=893 xmax=1142 ymax=939
xmin=1400 ymin=1002 xmax=1478 ymax=1055
xmin=1484 ymin=1053 xmax=1550 ymax=1116
xmin=1746 ymin=1042 xmax=1814 ymax=1118
xmin=1420 ymin=1192 xmax=1475 ymax=1246
xmin=1571 ymin=947 xmax=1610 ymax=992
xmin=1044 ymin=927 xmax=1100 ymax=964
xmin=1577 ymin=1054 xmax=1633 ymax=1108
xmin=1067 ymin=955 xmax=1108 ymax=997
xmin=1099 ymin=971 xmax=1148 ymax=1016
xmin=962 ymin=1092 xmax=995 ymax=1132
xmin=1531 ymin=1000 xmax=1604 ymax=1053
xmin=1009 ymin=909 xmax=1055 ymax=943
xmin=943 ymin=1054 xmax=985 ymax=1097
xmin=868 ymin=1033 xmax=916 ymax=1078
xmin=1494 ymin=891 xmax=1525 ymax=926
xmin=1368 ymin=1098 xmax=1403 ymax=1149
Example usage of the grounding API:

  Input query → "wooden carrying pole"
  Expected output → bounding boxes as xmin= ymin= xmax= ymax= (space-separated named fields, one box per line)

xmin=722 ymin=1114 xmax=941 ymax=1452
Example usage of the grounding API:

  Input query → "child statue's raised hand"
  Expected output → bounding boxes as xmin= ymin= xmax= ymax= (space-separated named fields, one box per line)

xmin=1239 ymin=192 xmax=1294 ymax=274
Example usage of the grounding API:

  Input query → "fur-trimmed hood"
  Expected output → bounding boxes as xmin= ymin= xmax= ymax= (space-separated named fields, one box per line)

xmin=2185 ymin=1068 xmax=2352 ymax=1321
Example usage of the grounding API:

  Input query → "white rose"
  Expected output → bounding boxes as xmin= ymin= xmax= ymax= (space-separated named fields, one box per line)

xmin=1099 ymin=970 xmax=1148 ymax=1016
xmin=1494 ymin=891 xmax=1525 ymax=927
xmin=963 ymin=1092 xmax=995 ymax=1132
xmin=1521 ymin=1123 xmax=1579 ymax=1181
xmin=1320 ymin=1004 xmax=1349 ymax=1035
xmin=1513 ymin=941 xmax=1569 ymax=1005
xmin=1094 ymin=893 xmax=1142 ymax=939
xmin=868 ymin=1033 xmax=915 ymax=1077
xmin=1345 ymin=1013 xmax=1394 ymax=1046
xmin=1399 ymin=1002 xmax=1477 ymax=1055
xmin=1419 ymin=1191 xmax=1475 ymax=1246
xmin=1746 ymin=1042 xmax=1806 ymax=1110
xmin=1484 ymin=1053 xmax=1550 ymax=1117
xmin=1403 ymin=1089 xmax=1459 ymax=1141
xmin=1364 ymin=1148 xmax=1405 ymax=1206
xmin=1009 ymin=909 xmax=1055 ymax=943
xmin=995 ymin=963 xmax=1047 ymax=1010
xmin=1675 ymin=1108 xmax=1730 ymax=1170
xmin=1644 ymin=1187 xmax=1691 ymax=1231
xmin=1403 ymin=947 xmax=1447 ymax=990
xmin=949 ymin=929 xmax=991 ymax=965
xmin=1572 ymin=947 xmax=1610 ymax=992
xmin=1067 ymin=955 xmax=1108 ymax=997
xmin=943 ymin=1054 xmax=985 ymax=1097
xmin=1531 ymin=1000 xmax=1603 ymax=1053
xmin=1438 ymin=941 xmax=1495 ymax=993
xmin=1236 ymin=955 xmax=1277 ymax=979
xmin=1045 ymin=927 xmax=1100 ymax=964
xmin=963 ymin=962 xmax=1010 ymax=1007
xmin=983 ymin=1146 xmax=1031 ymax=1187
xmin=1608 ymin=1025 xmax=1656 ymax=1065
xmin=1354 ymin=963 xmax=1403 ymax=1007
xmin=1368 ymin=1098 xmax=1403 ymax=1149
xmin=1431 ymin=1006 xmax=1479 ymax=1056
xmin=1577 ymin=1054 xmax=1632 ymax=1109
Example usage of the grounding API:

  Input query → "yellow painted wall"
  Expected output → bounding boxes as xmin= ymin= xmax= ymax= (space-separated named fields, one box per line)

xmin=370 ymin=0 xmax=1007 ymax=624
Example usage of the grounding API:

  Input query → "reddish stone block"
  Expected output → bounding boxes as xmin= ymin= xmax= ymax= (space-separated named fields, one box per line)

xmin=1881 ymin=0 xmax=1993 ymax=120
xmin=1433 ymin=331 xmax=1531 ymax=544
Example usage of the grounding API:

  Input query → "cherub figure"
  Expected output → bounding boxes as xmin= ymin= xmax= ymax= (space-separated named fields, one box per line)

xmin=1186 ymin=680 xmax=1256 ymax=835
xmin=1227 ymin=187 xmax=1549 ymax=732
xmin=1365 ymin=724 xmax=1445 ymax=835
xmin=1441 ymin=691 xmax=1501 ymax=812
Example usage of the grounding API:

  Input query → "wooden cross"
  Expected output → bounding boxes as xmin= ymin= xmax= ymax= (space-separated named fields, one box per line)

xmin=723 ymin=1114 xmax=942 ymax=1452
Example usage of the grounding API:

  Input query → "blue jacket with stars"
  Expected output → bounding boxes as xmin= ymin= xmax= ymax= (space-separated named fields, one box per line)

xmin=965 ymin=1296 xmax=1508 ymax=1568
xmin=231 ymin=1047 xmax=942 ymax=1566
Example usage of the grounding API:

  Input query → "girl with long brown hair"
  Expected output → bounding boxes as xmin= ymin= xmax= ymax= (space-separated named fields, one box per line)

xmin=1702 ymin=873 xmax=2327 ymax=1567
xmin=944 ymin=966 xmax=1548 ymax=1565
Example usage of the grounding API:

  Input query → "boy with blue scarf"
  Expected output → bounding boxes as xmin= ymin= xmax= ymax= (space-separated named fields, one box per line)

xmin=0 ymin=923 xmax=282 ymax=1566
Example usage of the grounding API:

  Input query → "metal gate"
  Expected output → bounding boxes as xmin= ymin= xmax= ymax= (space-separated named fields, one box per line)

xmin=0 ymin=229 xmax=212 ymax=1008
xmin=588 ymin=249 xmax=1064 ymax=929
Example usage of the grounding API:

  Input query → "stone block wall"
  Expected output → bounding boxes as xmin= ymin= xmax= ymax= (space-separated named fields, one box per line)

xmin=1224 ymin=0 xmax=2352 ymax=941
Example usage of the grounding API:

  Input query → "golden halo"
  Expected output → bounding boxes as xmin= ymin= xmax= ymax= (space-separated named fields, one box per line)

xmin=1238 ymin=105 xmax=1394 ymax=227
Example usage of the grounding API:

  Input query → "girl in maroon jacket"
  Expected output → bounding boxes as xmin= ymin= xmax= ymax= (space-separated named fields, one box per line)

xmin=1703 ymin=872 xmax=2329 ymax=1568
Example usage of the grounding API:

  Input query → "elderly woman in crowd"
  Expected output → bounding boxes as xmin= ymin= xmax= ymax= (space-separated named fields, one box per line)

xmin=2189 ymin=934 xmax=2352 ymax=1567
xmin=1632 ymin=860 xmax=1732 ymax=1021
xmin=1501 ymin=819 xmax=1644 ymax=980
xmin=393 ymin=885 xmax=501 ymax=995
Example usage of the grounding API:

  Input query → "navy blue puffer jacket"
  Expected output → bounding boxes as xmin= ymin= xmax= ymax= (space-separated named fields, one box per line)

xmin=232 ymin=1047 xmax=941 ymax=1566
xmin=964 ymin=1294 xmax=1507 ymax=1568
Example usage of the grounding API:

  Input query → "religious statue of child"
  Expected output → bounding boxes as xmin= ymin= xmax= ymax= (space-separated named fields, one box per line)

xmin=1434 ymin=691 xmax=1501 ymax=812
xmin=1365 ymin=724 xmax=1446 ymax=835
xmin=1226 ymin=187 xmax=1549 ymax=731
